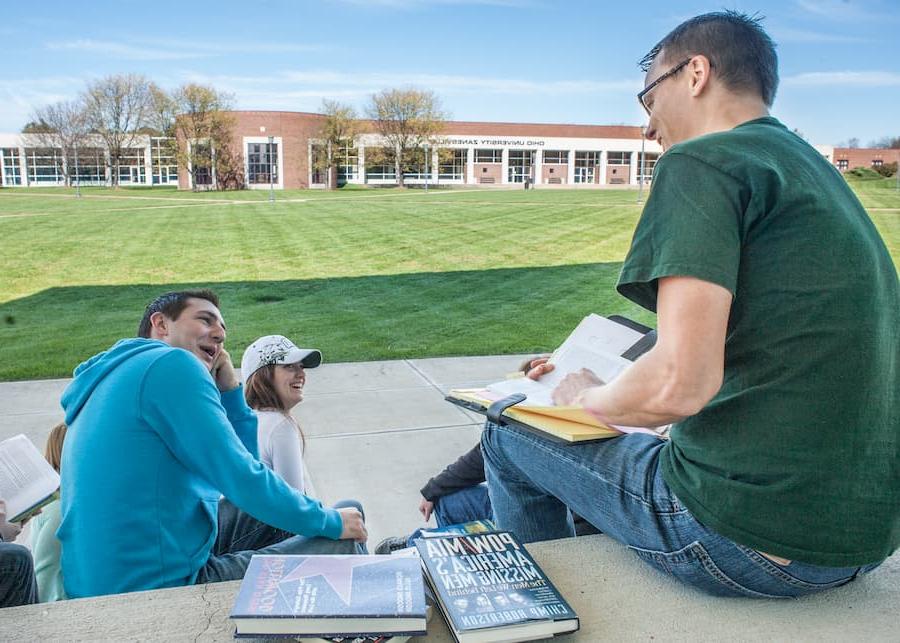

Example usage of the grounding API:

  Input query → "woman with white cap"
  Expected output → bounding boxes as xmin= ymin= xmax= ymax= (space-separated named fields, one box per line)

xmin=241 ymin=335 xmax=322 ymax=494
xmin=212 ymin=335 xmax=367 ymax=554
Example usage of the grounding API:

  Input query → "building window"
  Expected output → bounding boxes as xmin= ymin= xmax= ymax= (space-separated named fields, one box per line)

xmin=247 ymin=142 xmax=278 ymax=185
xmin=438 ymin=149 xmax=466 ymax=181
xmin=337 ymin=144 xmax=359 ymax=183
xmin=836 ymin=159 xmax=849 ymax=170
xmin=150 ymin=137 xmax=178 ymax=185
xmin=25 ymin=148 xmax=65 ymax=184
xmin=574 ymin=151 xmax=602 ymax=184
xmin=507 ymin=150 xmax=534 ymax=183
xmin=872 ymin=159 xmax=883 ymax=167
xmin=606 ymin=151 xmax=631 ymax=165
xmin=71 ymin=148 xmax=106 ymax=185
xmin=116 ymin=148 xmax=145 ymax=184
xmin=637 ymin=152 xmax=659 ymax=182
xmin=474 ymin=148 xmax=502 ymax=163
xmin=1 ymin=148 xmax=22 ymax=186
xmin=310 ymin=144 xmax=327 ymax=184
xmin=364 ymin=147 xmax=396 ymax=181
xmin=543 ymin=150 xmax=568 ymax=164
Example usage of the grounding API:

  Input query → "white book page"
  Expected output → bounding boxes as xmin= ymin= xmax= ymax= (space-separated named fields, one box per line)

xmin=486 ymin=314 xmax=641 ymax=407
xmin=0 ymin=434 xmax=60 ymax=521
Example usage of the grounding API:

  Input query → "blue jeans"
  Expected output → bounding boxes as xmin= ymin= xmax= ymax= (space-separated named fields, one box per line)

xmin=196 ymin=499 xmax=368 ymax=584
xmin=0 ymin=542 xmax=38 ymax=607
xmin=481 ymin=422 xmax=883 ymax=598
xmin=406 ymin=484 xmax=494 ymax=547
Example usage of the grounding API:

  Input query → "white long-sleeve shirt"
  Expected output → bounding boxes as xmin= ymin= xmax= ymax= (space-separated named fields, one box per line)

xmin=256 ymin=410 xmax=315 ymax=496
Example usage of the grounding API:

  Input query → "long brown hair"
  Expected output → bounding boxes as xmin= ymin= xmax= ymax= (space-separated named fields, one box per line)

xmin=244 ymin=365 xmax=306 ymax=449
xmin=44 ymin=422 xmax=68 ymax=473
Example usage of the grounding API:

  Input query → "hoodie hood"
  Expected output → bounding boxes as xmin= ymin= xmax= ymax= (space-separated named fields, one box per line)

xmin=61 ymin=338 xmax=170 ymax=425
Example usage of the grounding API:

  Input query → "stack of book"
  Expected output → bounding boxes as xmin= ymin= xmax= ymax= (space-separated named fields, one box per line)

xmin=416 ymin=530 xmax=579 ymax=643
xmin=230 ymin=555 xmax=427 ymax=640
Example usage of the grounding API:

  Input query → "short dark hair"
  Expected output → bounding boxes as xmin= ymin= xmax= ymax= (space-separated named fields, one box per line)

xmin=639 ymin=11 xmax=778 ymax=107
xmin=137 ymin=289 xmax=220 ymax=338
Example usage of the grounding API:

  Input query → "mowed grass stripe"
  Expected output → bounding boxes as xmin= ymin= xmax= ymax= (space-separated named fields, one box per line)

xmin=0 ymin=180 xmax=896 ymax=381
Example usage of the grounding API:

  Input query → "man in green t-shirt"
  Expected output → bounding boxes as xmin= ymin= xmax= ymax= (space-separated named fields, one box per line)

xmin=481 ymin=11 xmax=898 ymax=597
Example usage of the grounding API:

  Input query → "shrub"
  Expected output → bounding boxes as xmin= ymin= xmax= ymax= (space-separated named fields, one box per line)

xmin=846 ymin=167 xmax=883 ymax=180
xmin=872 ymin=162 xmax=897 ymax=178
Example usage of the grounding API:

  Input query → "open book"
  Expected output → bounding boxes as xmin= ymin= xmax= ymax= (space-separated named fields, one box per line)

xmin=0 ymin=434 xmax=61 ymax=524
xmin=447 ymin=314 xmax=669 ymax=443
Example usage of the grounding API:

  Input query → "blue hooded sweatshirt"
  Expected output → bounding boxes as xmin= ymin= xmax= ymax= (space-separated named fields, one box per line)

xmin=57 ymin=338 xmax=342 ymax=598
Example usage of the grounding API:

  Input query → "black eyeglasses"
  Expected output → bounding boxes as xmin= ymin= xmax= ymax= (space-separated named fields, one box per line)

xmin=637 ymin=57 xmax=692 ymax=116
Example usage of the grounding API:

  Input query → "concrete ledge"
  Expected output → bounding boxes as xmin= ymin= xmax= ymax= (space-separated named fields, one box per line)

xmin=3 ymin=535 xmax=898 ymax=641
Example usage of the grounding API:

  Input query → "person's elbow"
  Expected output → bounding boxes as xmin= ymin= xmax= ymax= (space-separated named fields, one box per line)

xmin=656 ymin=364 xmax=723 ymax=419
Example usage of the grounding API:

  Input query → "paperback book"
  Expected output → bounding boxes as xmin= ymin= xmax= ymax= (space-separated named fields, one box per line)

xmin=230 ymin=555 xmax=427 ymax=639
xmin=0 ymin=434 xmax=61 ymax=523
xmin=415 ymin=530 xmax=579 ymax=643
xmin=446 ymin=314 xmax=669 ymax=443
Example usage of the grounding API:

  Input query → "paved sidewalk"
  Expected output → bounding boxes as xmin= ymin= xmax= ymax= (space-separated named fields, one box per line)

xmin=0 ymin=353 xmax=529 ymax=548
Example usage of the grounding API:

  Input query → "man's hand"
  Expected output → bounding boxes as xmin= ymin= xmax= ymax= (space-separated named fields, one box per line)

xmin=338 ymin=507 xmax=368 ymax=543
xmin=520 ymin=355 xmax=555 ymax=381
xmin=552 ymin=368 xmax=605 ymax=406
xmin=419 ymin=497 xmax=435 ymax=522
xmin=0 ymin=500 xmax=22 ymax=542
xmin=210 ymin=348 xmax=240 ymax=392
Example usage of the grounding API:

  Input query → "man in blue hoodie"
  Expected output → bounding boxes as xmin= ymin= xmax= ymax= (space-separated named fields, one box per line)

xmin=57 ymin=290 xmax=368 ymax=599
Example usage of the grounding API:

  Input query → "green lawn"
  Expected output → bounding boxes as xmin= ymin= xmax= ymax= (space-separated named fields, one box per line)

xmin=1 ymin=180 xmax=897 ymax=381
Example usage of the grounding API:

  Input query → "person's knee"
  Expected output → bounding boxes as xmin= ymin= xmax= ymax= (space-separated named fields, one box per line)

xmin=333 ymin=498 xmax=365 ymax=521
xmin=0 ymin=543 xmax=35 ymax=577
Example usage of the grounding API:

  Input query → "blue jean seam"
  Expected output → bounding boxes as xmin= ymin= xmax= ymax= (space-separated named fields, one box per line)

xmin=735 ymin=544 xmax=857 ymax=590
xmin=493 ymin=423 xmax=686 ymax=516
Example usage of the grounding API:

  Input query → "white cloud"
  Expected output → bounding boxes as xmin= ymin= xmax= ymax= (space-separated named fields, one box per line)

xmin=793 ymin=0 xmax=898 ymax=22
xmin=783 ymin=70 xmax=900 ymax=87
xmin=332 ymin=0 xmax=540 ymax=7
xmin=44 ymin=38 xmax=325 ymax=61
xmin=769 ymin=26 xmax=866 ymax=44
xmin=183 ymin=69 xmax=638 ymax=99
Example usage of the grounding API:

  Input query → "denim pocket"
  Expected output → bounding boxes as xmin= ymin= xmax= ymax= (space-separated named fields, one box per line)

xmin=629 ymin=541 xmax=788 ymax=598
xmin=735 ymin=544 xmax=859 ymax=592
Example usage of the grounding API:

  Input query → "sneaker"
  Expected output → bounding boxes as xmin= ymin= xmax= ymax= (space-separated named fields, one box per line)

xmin=374 ymin=535 xmax=409 ymax=555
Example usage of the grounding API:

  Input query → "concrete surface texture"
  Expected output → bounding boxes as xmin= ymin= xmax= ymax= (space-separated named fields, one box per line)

xmin=2 ymin=534 xmax=898 ymax=641
xmin=1 ymin=354 xmax=898 ymax=640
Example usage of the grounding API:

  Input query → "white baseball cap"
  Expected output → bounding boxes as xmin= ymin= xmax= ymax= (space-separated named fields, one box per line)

xmin=240 ymin=335 xmax=322 ymax=384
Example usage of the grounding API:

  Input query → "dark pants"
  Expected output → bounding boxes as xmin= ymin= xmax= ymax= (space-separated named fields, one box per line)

xmin=0 ymin=542 xmax=38 ymax=608
xmin=196 ymin=498 xmax=368 ymax=585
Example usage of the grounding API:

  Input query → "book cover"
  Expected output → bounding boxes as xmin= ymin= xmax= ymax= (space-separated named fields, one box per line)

xmin=231 ymin=555 xmax=427 ymax=638
xmin=415 ymin=531 xmax=578 ymax=642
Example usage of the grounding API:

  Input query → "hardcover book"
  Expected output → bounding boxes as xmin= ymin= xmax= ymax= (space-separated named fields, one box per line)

xmin=230 ymin=555 xmax=427 ymax=639
xmin=446 ymin=314 xmax=669 ymax=443
xmin=415 ymin=531 xmax=579 ymax=643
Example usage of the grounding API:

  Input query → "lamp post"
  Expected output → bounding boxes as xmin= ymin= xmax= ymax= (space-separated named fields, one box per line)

xmin=637 ymin=125 xmax=646 ymax=203
xmin=74 ymin=143 xmax=81 ymax=198
xmin=424 ymin=143 xmax=429 ymax=192
xmin=268 ymin=135 xmax=275 ymax=203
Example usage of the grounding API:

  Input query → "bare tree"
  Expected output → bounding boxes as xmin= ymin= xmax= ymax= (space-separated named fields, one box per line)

xmin=870 ymin=135 xmax=900 ymax=149
xmin=313 ymin=99 xmax=359 ymax=189
xmin=366 ymin=88 xmax=447 ymax=187
xmin=29 ymin=99 xmax=90 ymax=187
xmin=81 ymin=74 xmax=154 ymax=187
xmin=170 ymin=83 xmax=240 ymax=190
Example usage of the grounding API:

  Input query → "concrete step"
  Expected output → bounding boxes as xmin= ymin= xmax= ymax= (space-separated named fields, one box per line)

xmin=2 ymin=535 xmax=897 ymax=641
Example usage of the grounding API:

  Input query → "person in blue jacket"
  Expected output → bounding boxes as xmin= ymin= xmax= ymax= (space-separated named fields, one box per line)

xmin=57 ymin=290 xmax=368 ymax=599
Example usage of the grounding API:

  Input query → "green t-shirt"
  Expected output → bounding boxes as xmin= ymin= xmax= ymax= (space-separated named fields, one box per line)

xmin=617 ymin=117 xmax=899 ymax=566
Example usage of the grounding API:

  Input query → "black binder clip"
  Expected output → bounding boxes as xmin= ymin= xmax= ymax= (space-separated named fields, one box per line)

xmin=486 ymin=393 xmax=527 ymax=425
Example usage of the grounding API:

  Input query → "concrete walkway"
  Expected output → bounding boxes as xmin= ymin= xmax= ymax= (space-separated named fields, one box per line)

xmin=1 ymin=355 xmax=898 ymax=640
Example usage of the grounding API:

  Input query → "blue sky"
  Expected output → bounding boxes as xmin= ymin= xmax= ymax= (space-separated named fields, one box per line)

xmin=3 ymin=0 xmax=899 ymax=146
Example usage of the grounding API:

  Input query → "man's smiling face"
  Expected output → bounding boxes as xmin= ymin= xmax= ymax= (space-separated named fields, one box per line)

xmin=153 ymin=297 xmax=226 ymax=370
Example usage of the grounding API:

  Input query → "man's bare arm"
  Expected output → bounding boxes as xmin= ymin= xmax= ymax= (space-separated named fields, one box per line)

xmin=553 ymin=276 xmax=732 ymax=427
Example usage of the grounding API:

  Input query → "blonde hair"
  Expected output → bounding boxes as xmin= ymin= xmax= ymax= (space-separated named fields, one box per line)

xmin=44 ymin=422 xmax=68 ymax=473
